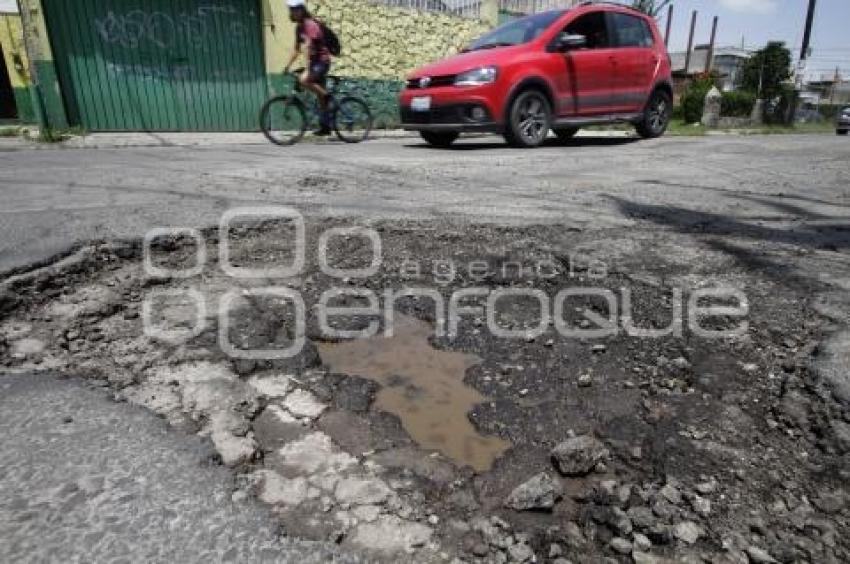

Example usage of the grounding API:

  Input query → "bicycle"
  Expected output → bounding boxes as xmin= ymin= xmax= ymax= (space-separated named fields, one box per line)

xmin=260 ymin=68 xmax=373 ymax=145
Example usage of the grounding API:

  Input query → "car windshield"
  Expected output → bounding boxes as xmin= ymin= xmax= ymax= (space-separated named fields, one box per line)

xmin=468 ymin=10 xmax=565 ymax=51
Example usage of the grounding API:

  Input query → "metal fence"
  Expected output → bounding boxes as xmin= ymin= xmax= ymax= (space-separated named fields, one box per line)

xmin=365 ymin=0 xmax=585 ymax=21
xmin=367 ymin=0 xmax=484 ymax=20
xmin=498 ymin=0 xmax=581 ymax=15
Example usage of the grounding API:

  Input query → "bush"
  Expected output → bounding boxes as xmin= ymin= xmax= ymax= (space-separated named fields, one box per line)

xmin=764 ymin=86 xmax=795 ymax=125
xmin=678 ymin=73 xmax=721 ymax=124
xmin=671 ymin=103 xmax=683 ymax=121
xmin=680 ymin=90 xmax=704 ymax=123
xmin=721 ymin=91 xmax=756 ymax=117
xmin=817 ymin=104 xmax=845 ymax=120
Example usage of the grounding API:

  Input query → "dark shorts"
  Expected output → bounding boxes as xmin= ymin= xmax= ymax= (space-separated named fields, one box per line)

xmin=307 ymin=61 xmax=330 ymax=86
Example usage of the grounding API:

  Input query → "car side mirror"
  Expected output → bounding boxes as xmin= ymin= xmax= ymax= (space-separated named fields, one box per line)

xmin=552 ymin=33 xmax=587 ymax=51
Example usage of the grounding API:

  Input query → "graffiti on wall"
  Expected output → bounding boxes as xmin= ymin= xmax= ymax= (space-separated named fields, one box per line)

xmin=94 ymin=5 xmax=254 ymax=50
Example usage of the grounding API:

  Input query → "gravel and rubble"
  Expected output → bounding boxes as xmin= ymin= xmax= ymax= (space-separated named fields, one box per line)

xmin=1 ymin=216 xmax=849 ymax=563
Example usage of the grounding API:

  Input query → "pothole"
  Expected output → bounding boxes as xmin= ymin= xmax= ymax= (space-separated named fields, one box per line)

xmin=318 ymin=314 xmax=510 ymax=472
xmin=3 ymin=220 xmax=849 ymax=563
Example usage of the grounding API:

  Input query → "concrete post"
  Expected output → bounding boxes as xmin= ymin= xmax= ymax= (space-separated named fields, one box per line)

xmin=701 ymin=86 xmax=722 ymax=127
xmin=17 ymin=0 xmax=67 ymax=130
xmin=683 ymin=10 xmax=697 ymax=76
xmin=750 ymin=99 xmax=765 ymax=125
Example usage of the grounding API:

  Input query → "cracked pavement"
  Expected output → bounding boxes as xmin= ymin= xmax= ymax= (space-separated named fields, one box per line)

xmin=0 ymin=371 xmax=360 ymax=564
xmin=1 ymin=134 xmax=848 ymax=273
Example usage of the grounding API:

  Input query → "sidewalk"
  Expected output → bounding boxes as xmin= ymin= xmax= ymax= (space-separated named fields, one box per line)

xmin=0 ymin=128 xmax=640 ymax=150
xmin=0 ymin=128 xmax=419 ymax=150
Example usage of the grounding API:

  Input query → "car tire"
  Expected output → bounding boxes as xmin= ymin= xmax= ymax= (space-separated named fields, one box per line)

xmin=635 ymin=89 xmax=672 ymax=139
xmin=504 ymin=89 xmax=552 ymax=148
xmin=420 ymin=131 xmax=460 ymax=147
xmin=554 ymin=128 xmax=579 ymax=141
xmin=838 ymin=129 xmax=849 ymax=136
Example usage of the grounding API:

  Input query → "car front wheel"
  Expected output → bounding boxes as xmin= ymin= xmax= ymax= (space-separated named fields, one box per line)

xmin=504 ymin=90 xmax=551 ymax=148
xmin=635 ymin=89 xmax=672 ymax=139
xmin=838 ymin=129 xmax=849 ymax=136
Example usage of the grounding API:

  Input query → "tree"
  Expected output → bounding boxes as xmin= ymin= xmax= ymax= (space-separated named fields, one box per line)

xmin=738 ymin=41 xmax=792 ymax=100
xmin=631 ymin=0 xmax=672 ymax=17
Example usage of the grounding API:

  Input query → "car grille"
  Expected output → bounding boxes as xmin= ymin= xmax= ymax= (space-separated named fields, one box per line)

xmin=400 ymin=104 xmax=491 ymax=125
xmin=405 ymin=75 xmax=456 ymax=89
xmin=400 ymin=105 xmax=465 ymax=124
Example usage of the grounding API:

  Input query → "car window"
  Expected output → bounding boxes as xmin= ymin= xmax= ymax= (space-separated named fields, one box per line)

xmin=563 ymin=11 xmax=610 ymax=49
xmin=611 ymin=12 xmax=654 ymax=47
xmin=469 ymin=10 xmax=565 ymax=51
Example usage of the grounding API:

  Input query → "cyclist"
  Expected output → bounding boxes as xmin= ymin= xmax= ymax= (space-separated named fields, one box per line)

xmin=284 ymin=0 xmax=333 ymax=135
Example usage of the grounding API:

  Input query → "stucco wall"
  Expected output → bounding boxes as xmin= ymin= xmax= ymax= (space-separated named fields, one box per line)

xmin=0 ymin=13 xmax=35 ymax=121
xmin=312 ymin=0 xmax=490 ymax=81
xmin=267 ymin=0 xmax=494 ymax=126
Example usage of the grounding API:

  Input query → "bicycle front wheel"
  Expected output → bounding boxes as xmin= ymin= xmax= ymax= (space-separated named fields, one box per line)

xmin=260 ymin=96 xmax=307 ymax=146
xmin=333 ymin=97 xmax=373 ymax=143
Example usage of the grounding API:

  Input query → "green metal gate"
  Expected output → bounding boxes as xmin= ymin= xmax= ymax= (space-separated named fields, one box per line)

xmin=43 ymin=0 xmax=267 ymax=131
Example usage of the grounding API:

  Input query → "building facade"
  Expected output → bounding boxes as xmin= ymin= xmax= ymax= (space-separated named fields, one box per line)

xmin=670 ymin=45 xmax=752 ymax=91
xmin=3 ymin=0 xmax=496 ymax=131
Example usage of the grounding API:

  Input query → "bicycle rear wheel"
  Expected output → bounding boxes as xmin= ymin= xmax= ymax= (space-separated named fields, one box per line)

xmin=333 ymin=97 xmax=373 ymax=143
xmin=260 ymin=96 xmax=307 ymax=146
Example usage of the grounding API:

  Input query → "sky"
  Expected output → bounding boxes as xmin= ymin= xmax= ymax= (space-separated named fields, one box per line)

xmin=661 ymin=0 xmax=850 ymax=81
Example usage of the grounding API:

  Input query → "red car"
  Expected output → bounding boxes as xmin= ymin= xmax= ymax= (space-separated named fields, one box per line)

xmin=400 ymin=2 xmax=673 ymax=148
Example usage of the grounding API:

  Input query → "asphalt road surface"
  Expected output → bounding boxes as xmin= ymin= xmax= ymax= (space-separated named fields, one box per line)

xmin=0 ymin=372 xmax=360 ymax=564
xmin=2 ymin=133 xmax=850 ymax=562
xmin=1 ymin=134 xmax=848 ymax=274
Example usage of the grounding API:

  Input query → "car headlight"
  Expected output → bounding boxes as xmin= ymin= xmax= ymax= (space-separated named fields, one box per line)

xmin=454 ymin=66 xmax=498 ymax=87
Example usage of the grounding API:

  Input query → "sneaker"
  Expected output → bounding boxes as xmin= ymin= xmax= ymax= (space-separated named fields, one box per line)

xmin=313 ymin=126 xmax=331 ymax=136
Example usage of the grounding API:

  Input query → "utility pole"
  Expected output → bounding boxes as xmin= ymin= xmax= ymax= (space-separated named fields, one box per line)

xmin=705 ymin=16 xmax=718 ymax=74
xmin=664 ymin=4 xmax=673 ymax=48
xmin=831 ymin=67 xmax=840 ymax=105
xmin=790 ymin=0 xmax=818 ymax=123
xmin=683 ymin=10 xmax=697 ymax=76
xmin=800 ymin=0 xmax=817 ymax=64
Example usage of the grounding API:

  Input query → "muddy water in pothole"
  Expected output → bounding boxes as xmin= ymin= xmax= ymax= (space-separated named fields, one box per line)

xmin=318 ymin=314 xmax=510 ymax=472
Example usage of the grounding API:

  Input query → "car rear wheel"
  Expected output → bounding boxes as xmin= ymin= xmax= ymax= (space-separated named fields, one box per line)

xmin=420 ymin=131 xmax=460 ymax=147
xmin=504 ymin=90 xmax=551 ymax=148
xmin=635 ymin=89 xmax=672 ymax=139
xmin=838 ymin=129 xmax=849 ymax=136
xmin=553 ymin=128 xmax=578 ymax=141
